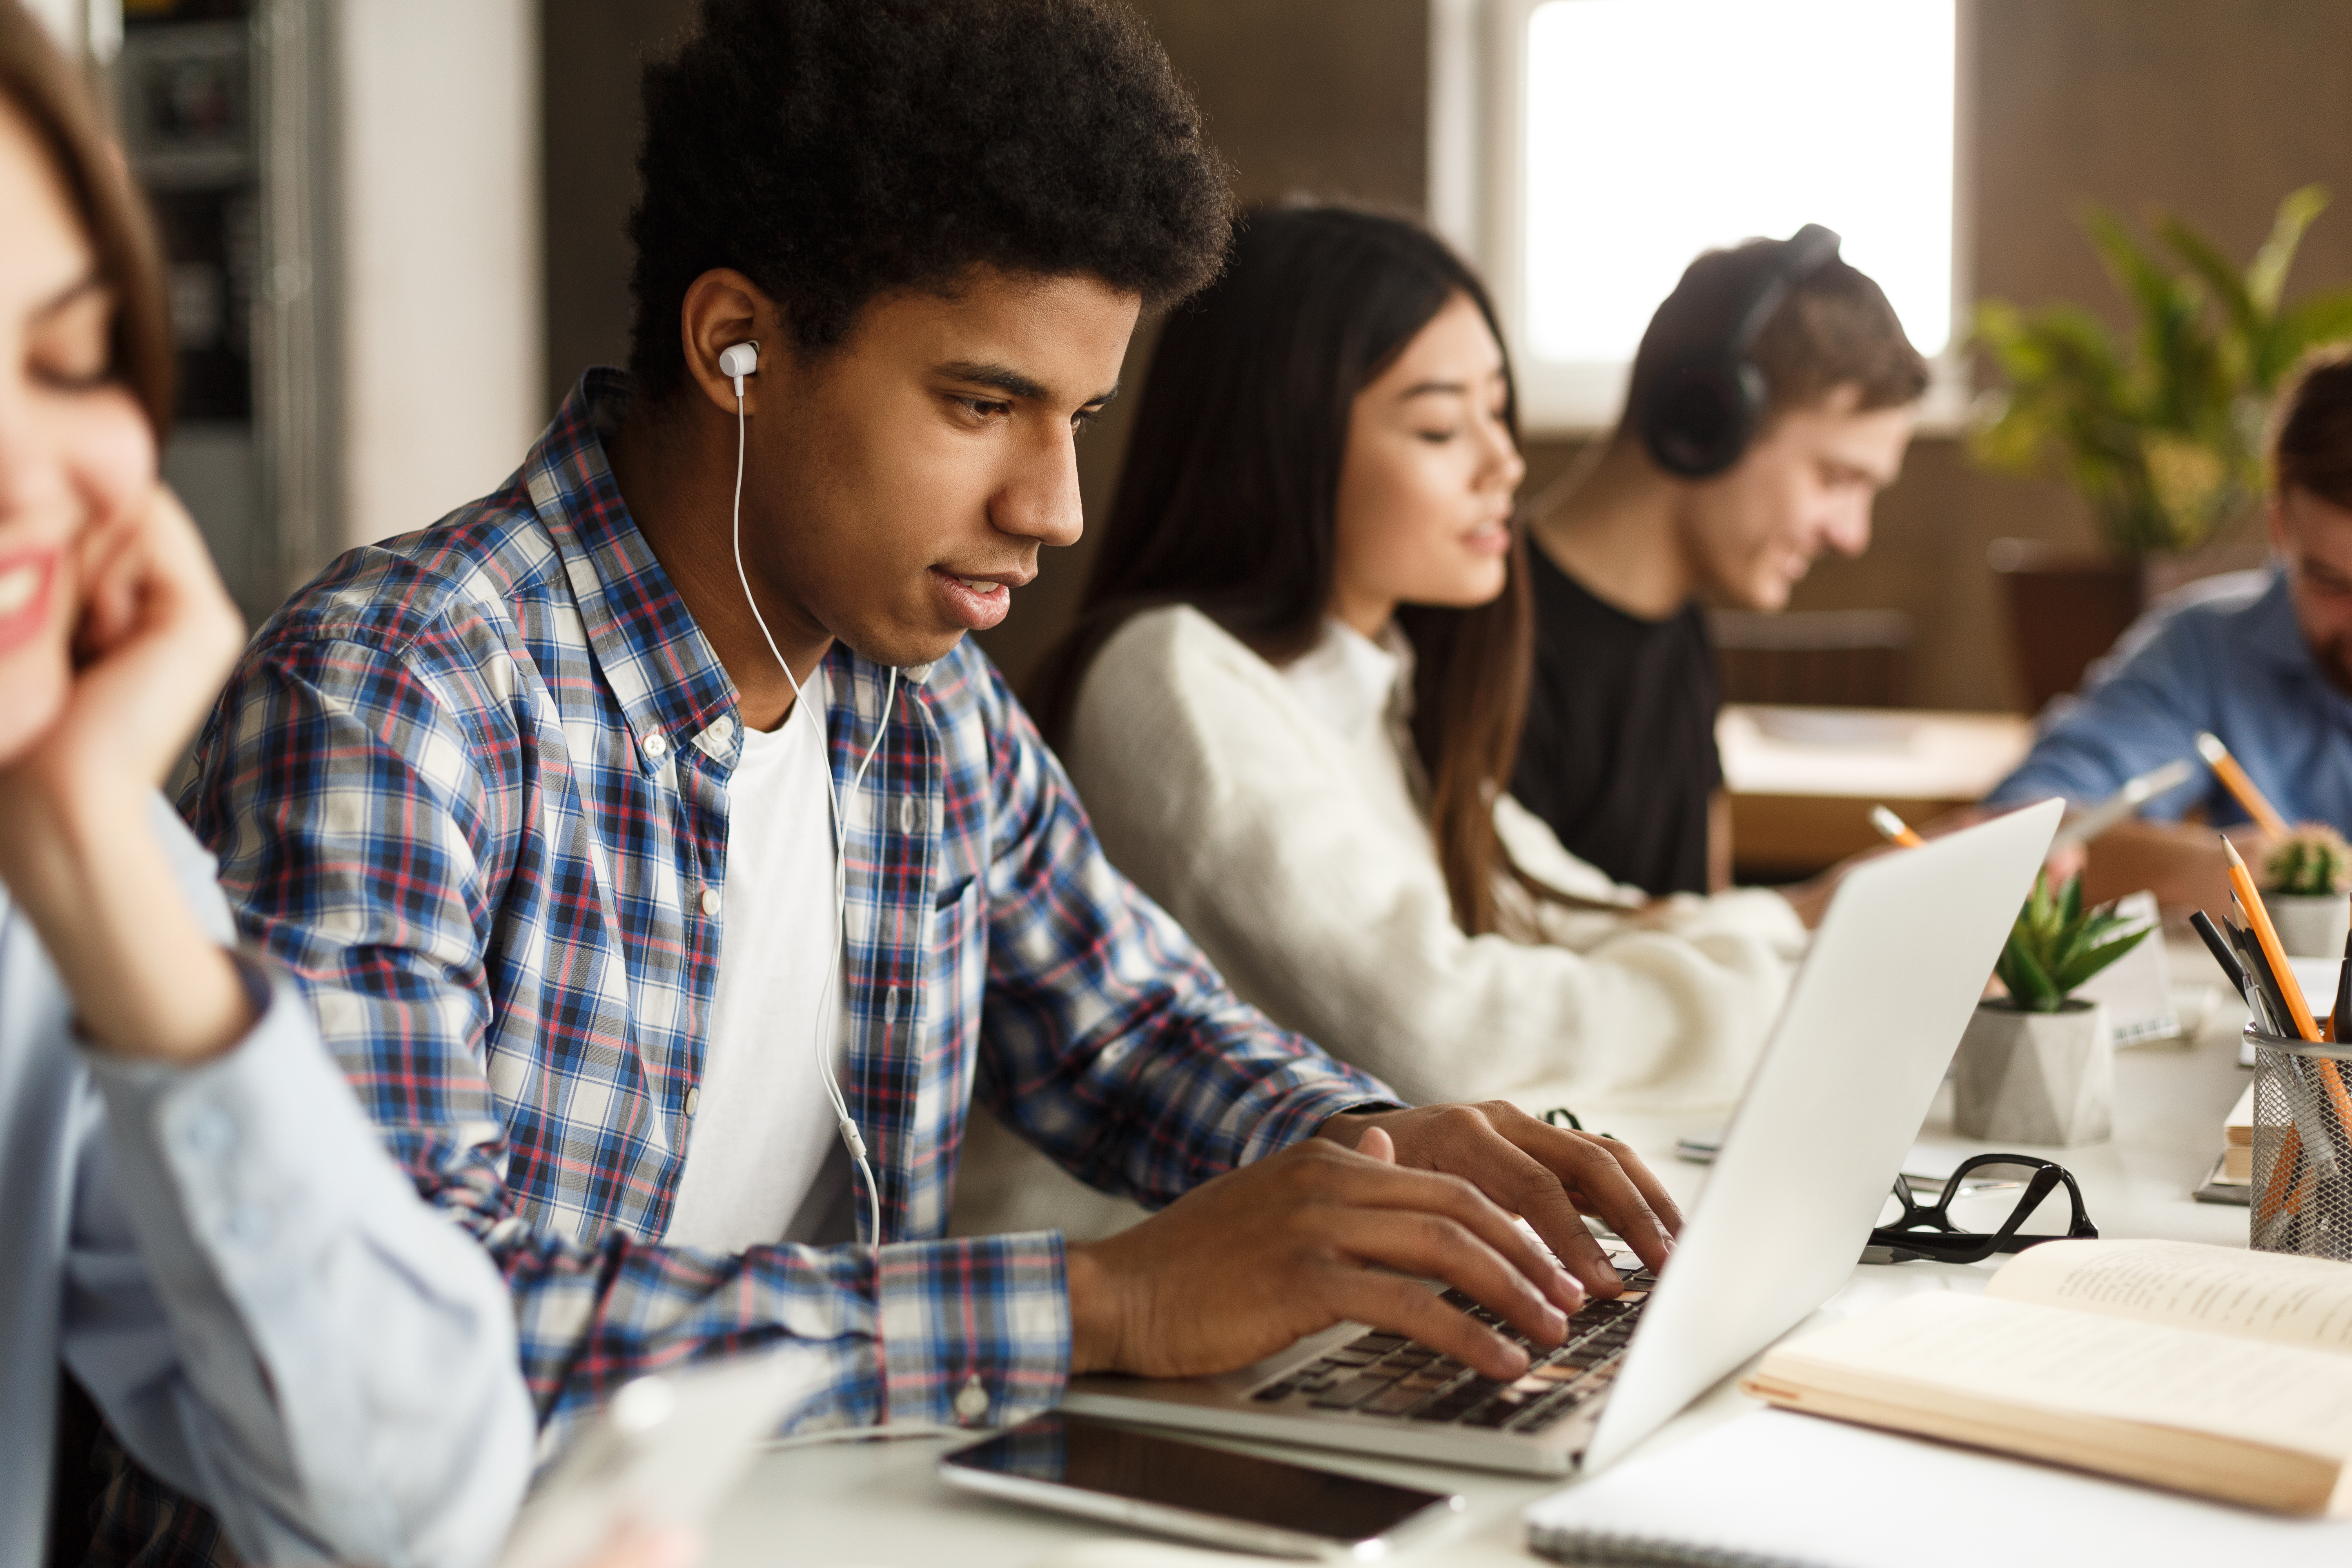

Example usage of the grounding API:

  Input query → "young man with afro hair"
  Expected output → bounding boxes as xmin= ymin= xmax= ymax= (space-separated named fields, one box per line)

xmin=158 ymin=0 xmax=1677 ymax=1537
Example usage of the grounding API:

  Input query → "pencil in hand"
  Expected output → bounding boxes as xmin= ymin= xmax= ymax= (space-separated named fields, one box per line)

xmin=2195 ymin=731 xmax=2292 ymax=839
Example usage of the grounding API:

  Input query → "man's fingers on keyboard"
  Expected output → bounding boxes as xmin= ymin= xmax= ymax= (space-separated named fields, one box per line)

xmin=1325 ymin=1270 xmax=1530 ymax=1383
xmin=1326 ymin=1207 xmax=1567 ymax=1349
xmin=1567 ymin=1146 xmax=1673 ymax=1272
xmin=1524 ymin=1121 xmax=1674 ymax=1273
xmin=1441 ymin=1129 xmax=1625 ymax=1296
xmin=1519 ymin=1188 xmax=1626 ymax=1298
xmin=1329 ymin=1155 xmax=1583 ymax=1313
xmin=1587 ymin=1132 xmax=1684 ymax=1240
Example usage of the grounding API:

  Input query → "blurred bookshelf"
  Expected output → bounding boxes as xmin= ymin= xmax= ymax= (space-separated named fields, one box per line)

xmin=116 ymin=0 xmax=335 ymax=626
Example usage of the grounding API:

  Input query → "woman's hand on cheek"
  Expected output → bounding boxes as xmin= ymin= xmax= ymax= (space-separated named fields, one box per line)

xmin=33 ymin=484 xmax=243 ymax=804
xmin=0 ymin=486 xmax=254 ymax=1063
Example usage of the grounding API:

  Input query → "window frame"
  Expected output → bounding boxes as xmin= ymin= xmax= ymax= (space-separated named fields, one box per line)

xmin=1428 ymin=0 xmax=1978 ymax=437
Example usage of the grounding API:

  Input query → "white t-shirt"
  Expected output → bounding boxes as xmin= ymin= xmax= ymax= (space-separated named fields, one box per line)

xmin=664 ymin=674 xmax=853 ymax=1251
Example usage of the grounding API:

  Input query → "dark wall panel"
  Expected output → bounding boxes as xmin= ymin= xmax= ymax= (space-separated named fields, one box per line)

xmin=541 ymin=0 xmax=697 ymax=417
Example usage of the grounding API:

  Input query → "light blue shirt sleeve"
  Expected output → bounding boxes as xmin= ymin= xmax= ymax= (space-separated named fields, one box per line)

xmin=1984 ymin=610 xmax=2219 ymax=821
xmin=1984 ymin=572 xmax=2299 ymax=826
xmin=58 ymin=808 xmax=534 ymax=1568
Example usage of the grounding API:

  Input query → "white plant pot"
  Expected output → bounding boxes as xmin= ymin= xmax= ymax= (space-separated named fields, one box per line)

xmin=1951 ymin=1000 xmax=2113 ymax=1147
xmin=2266 ymin=892 xmax=2350 ymax=960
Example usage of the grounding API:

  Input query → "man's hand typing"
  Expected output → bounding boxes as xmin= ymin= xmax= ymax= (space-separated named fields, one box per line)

xmin=1320 ymin=1101 xmax=1679 ymax=1291
xmin=1063 ymin=1102 xmax=1681 ymax=1386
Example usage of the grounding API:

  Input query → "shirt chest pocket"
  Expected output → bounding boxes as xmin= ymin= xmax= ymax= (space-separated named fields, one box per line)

xmin=925 ymin=875 xmax=983 ymax=1004
xmin=932 ymin=873 xmax=978 ymax=918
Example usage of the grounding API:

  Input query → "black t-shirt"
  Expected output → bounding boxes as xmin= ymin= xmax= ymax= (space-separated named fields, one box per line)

xmin=1512 ymin=545 xmax=1723 ymax=896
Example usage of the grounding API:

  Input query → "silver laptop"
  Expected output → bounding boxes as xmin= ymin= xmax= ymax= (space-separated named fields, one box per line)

xmin=1060 ymin=798 xmax=2062 ymax=1477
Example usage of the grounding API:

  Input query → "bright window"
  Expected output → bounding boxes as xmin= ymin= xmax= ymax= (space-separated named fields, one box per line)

xmin=1437 ymin=0 xmax=1965 ymax=431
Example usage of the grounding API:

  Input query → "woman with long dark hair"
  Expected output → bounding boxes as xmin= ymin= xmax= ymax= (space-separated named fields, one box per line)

xmin=1032 ymin=205 xmax=1807 ymax=1111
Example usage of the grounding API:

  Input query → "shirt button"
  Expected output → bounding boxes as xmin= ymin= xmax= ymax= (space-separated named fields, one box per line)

xmin=178 ymin=1105 xmax=234 ymax=1159
xmin=899 ymin=793 xmax=918 ymax=834
xmin=954 ymin=1374 xmax=991 ymax=1424
xmin=700 ymin=886 xmax=722 ymax=917
xmin=644 ymin=731 xmax=669 ymax=758
xmin=685 ymin=1087 xmax=700 ymax=1117
xmin=710 ymin=715 xmax=734 ymax=744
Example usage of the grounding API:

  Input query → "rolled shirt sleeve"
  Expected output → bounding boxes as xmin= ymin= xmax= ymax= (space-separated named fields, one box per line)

xmin=1984 ymin=633 xmax=2216 ymax=820
xmin=1985 ymin=570 xmax=2296 ymax=825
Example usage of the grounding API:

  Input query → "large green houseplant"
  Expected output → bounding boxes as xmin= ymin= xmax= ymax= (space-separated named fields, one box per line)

xmin=1972 ymin=185 xmax=2352 ymax=558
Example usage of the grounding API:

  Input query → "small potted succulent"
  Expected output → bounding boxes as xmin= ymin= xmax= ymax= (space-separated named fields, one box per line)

xmin=2262 ymin=825 xmax=2352 ymax=958
xmin=1953 ymin=873 xmax=2154 ymax=1146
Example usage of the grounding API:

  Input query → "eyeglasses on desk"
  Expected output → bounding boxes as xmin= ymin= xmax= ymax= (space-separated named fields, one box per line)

xmin=1865 ymin=1154 xmax=2098 ymax=1265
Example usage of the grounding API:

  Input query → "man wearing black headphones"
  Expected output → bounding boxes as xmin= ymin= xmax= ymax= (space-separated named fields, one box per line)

xmin=1513 ymin=233 xmax=1929 ymax=901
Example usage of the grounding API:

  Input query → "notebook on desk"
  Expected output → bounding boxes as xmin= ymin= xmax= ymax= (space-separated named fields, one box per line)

xmin=1524 ymin=1405 xmax=2352 ymax=1568
xmin=1059 ymin=800 xmax=2063 ymax=1477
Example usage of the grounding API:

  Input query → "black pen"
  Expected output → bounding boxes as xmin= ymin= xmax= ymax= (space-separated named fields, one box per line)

xmin=2233 ymin=914 xmax=2292 ymax=1037
xmin=2189 ymin=909 xmax=2248 ymax=997
xmin=2191 ymin=906 xmax=2274 ymax=1034
xmin=2225 ymin=912 xmax=2279 ymax=1035
xmin=2246 ymin=971 xmax=2284 ymax=1040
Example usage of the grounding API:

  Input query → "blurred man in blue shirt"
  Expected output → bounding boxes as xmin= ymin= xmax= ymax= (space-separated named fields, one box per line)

xmin=1987 ymin=351 xmax=2352 ymax=912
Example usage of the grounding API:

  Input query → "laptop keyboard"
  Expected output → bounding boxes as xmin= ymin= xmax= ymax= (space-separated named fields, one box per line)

xmin=1246 ymin=1267 xmax=1656 ymax=1437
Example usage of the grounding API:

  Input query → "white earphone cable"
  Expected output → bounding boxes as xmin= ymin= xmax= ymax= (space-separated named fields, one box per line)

xmin=730 ymin=385 xmax=895 ymax=1248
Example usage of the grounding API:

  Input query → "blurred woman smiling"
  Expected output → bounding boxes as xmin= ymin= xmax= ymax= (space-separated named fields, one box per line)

xmin=0 ymin=6 xmax=533 ymax=1562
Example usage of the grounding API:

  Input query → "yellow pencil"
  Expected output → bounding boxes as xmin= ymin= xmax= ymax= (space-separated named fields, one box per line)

xmin=2227 ymin=840 xmax=2352 ymax=1234
xmin=2196 ymin=732 xmax=2291 ymax=839
xmin=1868 ymin=805 xmax=1925 ymax=849
xmin=2227 ymin=839 xmax=2319 ymax=1041
xmin=2226 ymin=840 xmax=2352 ymax=1136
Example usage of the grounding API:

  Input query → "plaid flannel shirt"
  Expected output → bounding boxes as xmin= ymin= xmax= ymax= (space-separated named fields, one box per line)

xmin=181 ymin=369 xmax=1392 ymax=1441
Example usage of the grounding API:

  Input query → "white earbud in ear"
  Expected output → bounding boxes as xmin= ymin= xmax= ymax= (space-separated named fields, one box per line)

xmin=713 ymin=321 xmax=893 ymax=1248
xmin=719 ymin=341 xmax=759 ymax=397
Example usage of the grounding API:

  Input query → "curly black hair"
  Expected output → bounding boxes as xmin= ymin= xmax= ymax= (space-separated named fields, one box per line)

xmin=625 ymin=0 xmax=1235 ymax=401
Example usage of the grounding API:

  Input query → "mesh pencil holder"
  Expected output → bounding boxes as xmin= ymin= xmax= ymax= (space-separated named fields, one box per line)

xmin=2247 ymin=1026 xmax=2352 ymax=1260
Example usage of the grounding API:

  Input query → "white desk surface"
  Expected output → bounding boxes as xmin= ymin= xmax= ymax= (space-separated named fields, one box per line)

xmin=705 ymin=944 xmax=2260 ymax=1567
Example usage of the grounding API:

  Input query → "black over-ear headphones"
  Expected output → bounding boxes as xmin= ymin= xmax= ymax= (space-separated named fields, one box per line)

xmin=1637 ymin=223 xmax=1843 ymax=480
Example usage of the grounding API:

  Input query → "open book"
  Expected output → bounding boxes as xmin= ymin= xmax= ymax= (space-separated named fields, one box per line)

xmin=1742 ymin=1239 xmax=2352 ymax=1516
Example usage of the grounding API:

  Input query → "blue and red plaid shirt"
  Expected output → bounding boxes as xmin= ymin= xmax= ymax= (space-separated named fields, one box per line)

xmin=180 ymin=369 xmax=1392 ymax=1443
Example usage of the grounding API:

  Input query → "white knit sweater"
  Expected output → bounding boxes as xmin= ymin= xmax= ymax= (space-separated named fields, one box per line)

xmin=1059 ymin=605 xmax=1807 ymax=1113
